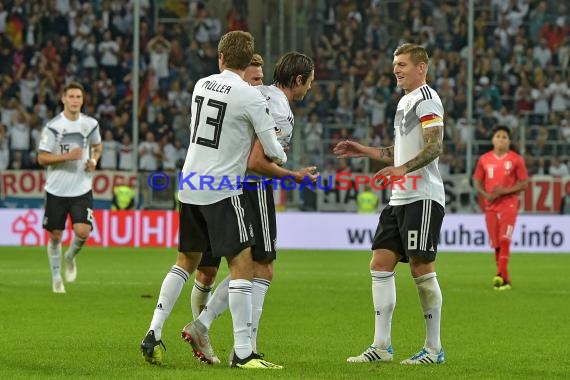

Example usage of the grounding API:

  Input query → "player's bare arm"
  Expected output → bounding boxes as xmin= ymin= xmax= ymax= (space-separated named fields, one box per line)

xmin=38 ymin=147 xmax=83 ymax=166
xmin=403 ymin=125 xmax=443 ymax=173
xmin=248 ymin=138 xmax=318 ymax=183
xmin=86 ymin=143 xmax=103 ymax=172
xmin=333 ymin=140 xmax=394 ymax=165
xmin=375 ymin=125 xmax=442 ymax=179
xmin=255 ymin=128 xmax=287 ymax=166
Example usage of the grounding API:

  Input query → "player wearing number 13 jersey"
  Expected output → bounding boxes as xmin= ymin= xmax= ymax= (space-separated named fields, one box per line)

xmin=473 ymin=126 xmax=529 ymax=290
xmin=140 ymin=31 xmax=285 ymax=369
xmin=178 ymin=61 xmax=286 ymax=205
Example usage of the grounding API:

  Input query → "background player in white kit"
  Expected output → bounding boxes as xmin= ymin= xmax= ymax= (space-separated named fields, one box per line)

xmin=188 ymin=52 xmax=317 ymax=364
xmin=38 ymin=82 xmax=102 ymax=294
xmin=140 ymin=31 xmax=285 ymax=369
xmin=334 ymin=43 xmax=446 ymax=365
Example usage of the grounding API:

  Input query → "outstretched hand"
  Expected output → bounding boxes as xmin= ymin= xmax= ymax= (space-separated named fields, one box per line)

xmin=333 ymin=140 xmax=366 ymax=158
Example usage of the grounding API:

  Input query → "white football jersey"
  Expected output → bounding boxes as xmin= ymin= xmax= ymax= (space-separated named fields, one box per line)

xmin=390 ymin=84 xmax=445 ymax=207
xmin=179 ymin=70 xmax=278 ymax=205
xmin=39 ymin=112 xmax=101 ymax=197
xmin=247 ymin=84 xmax=293 ymax=178
xmin=257 ymin=85 xmax=293 ymax=146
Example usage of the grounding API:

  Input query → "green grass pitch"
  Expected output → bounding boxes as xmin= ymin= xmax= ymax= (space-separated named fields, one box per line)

xmin=1 ymin=246 xmax=569 ymax=379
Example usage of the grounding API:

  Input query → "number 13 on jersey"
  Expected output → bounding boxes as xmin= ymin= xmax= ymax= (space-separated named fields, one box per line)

xmin=191 ymin=95 xmax=227 ymax=149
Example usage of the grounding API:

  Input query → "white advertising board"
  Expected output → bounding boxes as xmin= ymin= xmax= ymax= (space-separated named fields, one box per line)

xmin=0 ymin=209 xmax=568 ymax=253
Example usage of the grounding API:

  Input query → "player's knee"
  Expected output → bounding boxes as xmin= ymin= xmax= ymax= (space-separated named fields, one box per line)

xmin=75 ymin=230 xmax=90 ymax=240
xmin=197 ymin=267 xmax=218 ymax=285
xmin=177 ymin=252 xmax=201 ymax=273
xmin=499 ymin=237 xmax=511 ymax=245
xmin=49 ymin=231 xmax=62 ymax=244
xmin=73 ymin=224 xmax=91 ymax=240
xmin=253 ymin=261 xmax=273 ymax=281
xmin=409 ymin=257 xmax=435 ymax=278
xmin=370 ymin=249 xmax=398 ymax=272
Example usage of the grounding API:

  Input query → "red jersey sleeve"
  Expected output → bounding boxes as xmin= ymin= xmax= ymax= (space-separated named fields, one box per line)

xmin=473 ymin=155 xmax=486 ymax=181
xmin=515 ymin=154 xmax=529 ymax=181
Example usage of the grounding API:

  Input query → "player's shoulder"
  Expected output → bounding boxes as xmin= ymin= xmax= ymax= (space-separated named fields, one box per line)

xmin=507 ymin=150 xmax=524 ymax=161
xmin=80 ymin=113 xmax=99 ymax=127
xmin=478 ymin=151 xmax=494 ymax=162
xmin=418 ymin=84 xmax=443 ymax=103
xmin=45 ymin=113 xmax=65 ymax=130
xmin=257 ymin=85 xmax=288 ymax=107
xmin=255 ymin=84 xmax=277 ymax=97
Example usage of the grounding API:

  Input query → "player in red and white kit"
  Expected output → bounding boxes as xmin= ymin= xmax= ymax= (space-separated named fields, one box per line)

xmin=473 ymin=126 xmax=529 ymax=290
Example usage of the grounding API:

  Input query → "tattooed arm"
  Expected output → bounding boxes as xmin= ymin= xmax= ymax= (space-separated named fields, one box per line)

xmin=377 ymin=146 xmax=395 ymax=165
xmin=402 ymin=125 xmax=443 ymax=174
xmin=333 ymin=140 xmax=394 ymax=165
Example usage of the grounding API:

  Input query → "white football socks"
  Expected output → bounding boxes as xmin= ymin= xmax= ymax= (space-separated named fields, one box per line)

xmin=251 ymin=278 xmax=271 ymax=352
xmin=191 ymin=280 xmax=213 ymax=320
xmin=197 ymin=275 xmax=230 ymax=329
xmin=414 ymin=272 xmax=442 ymax=352
xmin=47 ymin=240 xmax=62 ymax=281
xmin=228 ymin=279 xmax=253 ymax=360
xmin=148 ymin=265 xmax=189 ymax=340
xmin=66 ymin=235 xmax=86 ymax=258
xmin=371 ymin=270 xmax=396 ymax=349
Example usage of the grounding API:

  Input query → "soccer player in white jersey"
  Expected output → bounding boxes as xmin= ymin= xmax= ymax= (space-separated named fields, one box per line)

xmin=140 ymin=31 xmax=285 ymax=369
xmin=188 ymin=52 xmax=317 ymax=364
xmin=334 ymin=43 xmax=446 ymax=365
xmin=189 ymin=53 xmax=267 ymax=319
xmin=38 ymin=82 xmax=102 ymax=294
xmin=244 ymin=53 xmax=265 ymax=86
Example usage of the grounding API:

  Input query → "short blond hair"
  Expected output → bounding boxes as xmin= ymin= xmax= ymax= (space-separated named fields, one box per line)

xmin=250 ymin=53 xmax=264 ymax=67
xmin=218 ymin=31 xmax=254 ymax=70
xmin=393 ymin=43 xmax=429 ymax=65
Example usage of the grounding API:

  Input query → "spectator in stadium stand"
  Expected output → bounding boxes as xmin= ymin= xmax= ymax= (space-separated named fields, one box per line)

xmin=473 ymin=126 xmax=529 ymax=291
xmin=118 ymin=133 xmax=134 ymax=171
xmin=138 ymin=130 xmax=161 ymax=171
xmin=548 ymin=157 xmax=569 ymax=177
xmin=99 ymin=129 xmax=118 ymax=170
xmin=0 ymin=123 xmax=10 ymax=170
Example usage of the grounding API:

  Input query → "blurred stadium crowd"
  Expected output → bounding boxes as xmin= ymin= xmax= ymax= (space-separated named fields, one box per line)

xmin=0 ymin=0 xmax=569 ymax=178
